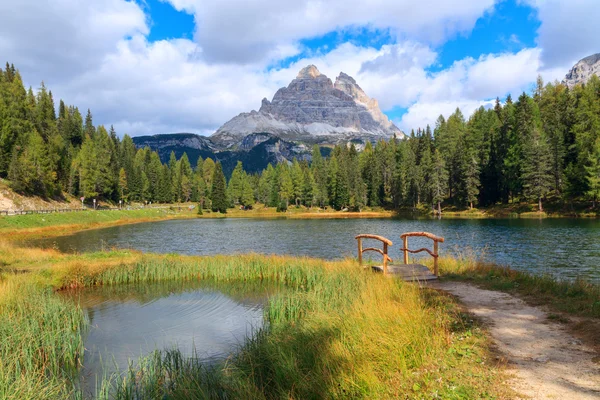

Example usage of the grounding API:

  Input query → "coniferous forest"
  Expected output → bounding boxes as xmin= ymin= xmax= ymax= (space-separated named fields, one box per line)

xmin=1 ymin=62 xmax=600 ymax=213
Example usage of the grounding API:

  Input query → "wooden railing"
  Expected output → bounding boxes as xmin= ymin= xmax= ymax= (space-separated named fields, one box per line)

xmin=400 ymin=232 xmax=445 ymax=276
xmin=355 ymin=234 xmax=393 ymax=274
xmin=0 ymin=205 xmax=191 ymax=216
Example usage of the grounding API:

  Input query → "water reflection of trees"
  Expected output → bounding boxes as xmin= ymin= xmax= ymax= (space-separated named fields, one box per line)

xmin=60 ymin=278 xmax=285 ymax=313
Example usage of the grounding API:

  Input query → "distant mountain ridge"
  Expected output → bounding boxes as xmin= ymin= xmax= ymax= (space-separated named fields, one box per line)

xmin=133 ymin=132 xmax=318 ymax=177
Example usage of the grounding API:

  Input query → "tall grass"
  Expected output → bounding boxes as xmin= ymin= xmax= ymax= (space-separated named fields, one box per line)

xmin=0 ymin=278 xmax=86 ymax=399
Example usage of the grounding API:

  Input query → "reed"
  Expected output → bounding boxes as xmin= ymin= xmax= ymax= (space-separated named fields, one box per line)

xmin=0 ymin=277 xmax=86 ymax=399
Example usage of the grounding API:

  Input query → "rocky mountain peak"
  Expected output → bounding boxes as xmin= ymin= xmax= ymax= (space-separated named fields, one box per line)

xmin=336 ymin=72 xmax=357 ymax=85
xmin=297 ymin=64 xmax=321 ymax=79
xmin=563 ymin=53 xmax=600 ymax=88
xmin=212 ymin=65 xmax=403 ymax=148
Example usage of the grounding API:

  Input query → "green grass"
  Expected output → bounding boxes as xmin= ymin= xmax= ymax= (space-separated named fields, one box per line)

xmin=435 ymin=255 xmax=600 ymax=319
xmin=0 ymin=244 xmax=511 ymax=399
xmin=0 ymin=208 xmax=197 ymax=237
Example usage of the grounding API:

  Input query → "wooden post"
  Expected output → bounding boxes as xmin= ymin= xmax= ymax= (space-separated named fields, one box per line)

xmin=383 ymin=242 xmax=388 ymax=274
xmin=433 ymin=240 xmax=439 ymax=277
xmin=403 ymin=236 xmax=409 ymax=264
xmin=357 ymin=237 xmax=363 ymax=265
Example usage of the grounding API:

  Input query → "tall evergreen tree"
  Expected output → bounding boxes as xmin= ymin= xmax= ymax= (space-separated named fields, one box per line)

xmin=522 ymin=127 xmax=554 ymax=211
xmin=210 ymin=162 xmax=228 ymax=213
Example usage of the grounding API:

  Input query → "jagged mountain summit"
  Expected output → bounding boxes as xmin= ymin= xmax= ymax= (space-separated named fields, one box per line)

xmin=212 ymin=65 xmax=403 ymax=148
xmin=563 ymin=53 xmax=600 ymax=88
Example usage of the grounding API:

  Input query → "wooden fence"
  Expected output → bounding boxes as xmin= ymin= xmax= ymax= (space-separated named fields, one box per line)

xmin=0 ymin=205 xmax=190 ymax=216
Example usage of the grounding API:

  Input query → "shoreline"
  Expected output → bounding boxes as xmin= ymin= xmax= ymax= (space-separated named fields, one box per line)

xmin=1 ymin=204 xmax=598 ymax=241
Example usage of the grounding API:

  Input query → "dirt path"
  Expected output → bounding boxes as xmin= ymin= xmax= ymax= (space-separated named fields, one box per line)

xmin=435 ymin=281 xmax=600 ymax=399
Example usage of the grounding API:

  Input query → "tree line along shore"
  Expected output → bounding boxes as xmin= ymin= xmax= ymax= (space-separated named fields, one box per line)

xmin=2 ymin=63 xmax=600 ymax=214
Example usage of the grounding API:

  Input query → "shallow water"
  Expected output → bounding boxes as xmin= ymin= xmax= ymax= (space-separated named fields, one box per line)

xmin=62 ymin=280 xmax=270 ymax=396
xmin=32 ymin=217 xmax=600 ymax=281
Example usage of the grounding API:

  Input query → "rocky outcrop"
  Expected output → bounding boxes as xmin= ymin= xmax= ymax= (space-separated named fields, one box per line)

xmin=134 ymin=133 xmax=215 ymax=152
xmin=563 ymin=53 xmax=600 ymax=88
xmin=212 ymin=65 xmax=403 ymax=148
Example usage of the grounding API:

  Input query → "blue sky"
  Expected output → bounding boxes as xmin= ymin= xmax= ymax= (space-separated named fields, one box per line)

xmin=1 ymin=0 xmax=597 ymax=136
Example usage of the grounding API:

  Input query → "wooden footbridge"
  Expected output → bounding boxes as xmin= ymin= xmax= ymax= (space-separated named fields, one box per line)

xmin=355 ymin=232 xmax=444 ymax=281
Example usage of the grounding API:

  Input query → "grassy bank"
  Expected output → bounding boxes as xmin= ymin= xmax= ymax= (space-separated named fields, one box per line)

xmin=0 ymin=242 xmax=510 ymax=399
xmin=0 ymin=208 xmax=200 ymax=240
xmin=434 ymin=256 xmax=600 ymax=319
xmin=434 ymin=198 xmax=600 ymax=219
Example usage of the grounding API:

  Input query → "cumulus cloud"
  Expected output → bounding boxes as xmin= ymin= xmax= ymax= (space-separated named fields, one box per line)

xmin=399 ymin=99 xmax=495 ymax=132
xmin=524 ymin=0 xmax=600 ymax=69
xmin=0 ymin=0 xmax=147 ymax=83
xmin=395 ymin=49 xmax=543 ymax=131
xmin=165 ymin=0 xmax=496 ymax=64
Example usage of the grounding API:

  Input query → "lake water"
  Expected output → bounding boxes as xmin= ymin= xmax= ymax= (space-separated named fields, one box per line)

xmin=62 ymin=280 xmax=269 ymax=397
xmin=32 ymin=217 xmax=600 ymax=281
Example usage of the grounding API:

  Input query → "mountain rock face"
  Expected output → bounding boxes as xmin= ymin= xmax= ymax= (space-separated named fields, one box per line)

xmin=563 ymin=53 xmax=600 ymax=88
xmin=212 ymin=65 xmax=403 ymax=148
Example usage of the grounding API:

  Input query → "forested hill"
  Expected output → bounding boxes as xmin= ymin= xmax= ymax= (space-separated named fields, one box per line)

xmin=1 ymin=61 xmax=600 ymax=213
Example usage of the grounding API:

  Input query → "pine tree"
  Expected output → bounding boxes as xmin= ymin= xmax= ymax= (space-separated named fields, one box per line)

xmin=8 ymin=130 xmax=54 ymax=195
xmin=210 ymin=162 xmax=228 ymax=213
xmin=84 ymin=109 xmax=95 ymax=138
xmin=194 ymin=157 xmax=206 ymax=207
xmin=585 ymin=137 xmax=600 ymax=208
xmin=118 ymin=168 xmax=128 ymax=201
xmin=278 ymin=165 xmax=294 ymax=209
xmin=258 ymin=165 xmax=274 ymax=205
xmin=240 ymin=172 xmax=255 ymax=208
xmin=522 ymin=127 xmax=554 ymax=212
xmin=178 ymin=153 xmax=193 ymax=202
xmin=430 ymin=149 xmax=449 ymax=214
xmin=228 ymin=161 xmax=245 ymax=205
xmin=310 ymin=145 xmax=328 ymax=208
xmin=290 ymin=159 xmax=304 ymax=206
xmin=203 ymin=158 xmax=215 ymax=206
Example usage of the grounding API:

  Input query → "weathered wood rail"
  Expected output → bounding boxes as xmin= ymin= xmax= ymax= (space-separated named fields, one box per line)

xmin=400 ymin=232 xmax=444 ymax=277
xmin=355 ymin=234 xmax=393 ymax=274
xmin=355 ymin=231 xmax=445 ymax=280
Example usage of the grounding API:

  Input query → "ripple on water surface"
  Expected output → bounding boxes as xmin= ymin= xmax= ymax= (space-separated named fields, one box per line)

xmin=62 ymin=280 xmax=268 ymax=394
xmin=32 ymin=218 xmax=600 ymax=281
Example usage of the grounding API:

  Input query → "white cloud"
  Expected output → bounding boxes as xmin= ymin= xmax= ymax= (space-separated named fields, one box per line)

xmin=0 ymin=0 xmax=147 ymax=83
xmin=165 ymin=0 xmax=497 ymax=64
xmin=524 ymin=0 xmax=600 ymax=69
xmin=398 ymin=100 xmax=495 ymax=132
xmin=395 ymin=49 xmax=543 ymax=131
